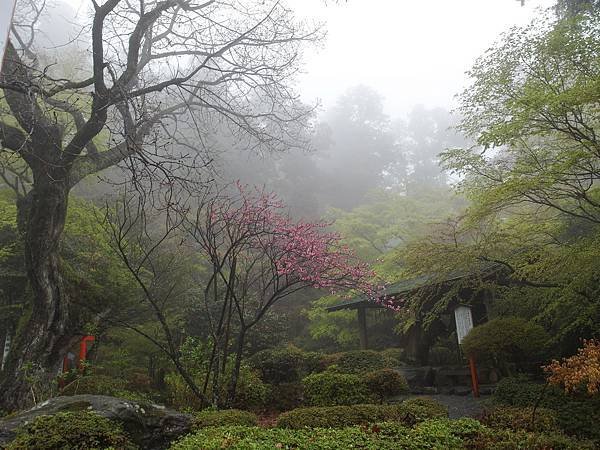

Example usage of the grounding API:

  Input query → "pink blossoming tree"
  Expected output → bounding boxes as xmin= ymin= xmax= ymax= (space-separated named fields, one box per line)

xmin=188 ymin=183 xmax=381 ymax=404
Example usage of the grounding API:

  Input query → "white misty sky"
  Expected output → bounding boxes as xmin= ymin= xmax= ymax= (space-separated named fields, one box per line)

xmin=61 ymin=0 xmax=553 ymax=117
xmin=292 ymin=0 xmax=553 ymax=117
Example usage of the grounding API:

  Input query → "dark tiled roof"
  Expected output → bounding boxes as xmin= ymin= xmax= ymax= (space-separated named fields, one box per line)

xmin=326 ymin=262 xmax=500 ymax=312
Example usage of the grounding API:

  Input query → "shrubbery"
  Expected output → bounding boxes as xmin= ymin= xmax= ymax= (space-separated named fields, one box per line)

xmin=493 ymin=376 xmax=600 ymax=442
xmin=249 ymin=347 xmax=304 ymax=384
xmin=165 ymin=366 xmax=269 ymax=411
xmin=400 ymin=397 xmax=448 ymax=421
xmin=461 ymin=317 xmax=549 ymax=372
xmin=276 ymin=398 xmax=447 ymax=429
xmin=61 ymin=374 xmax=152 ymax=403
xmin=267 ymin=382 xmax=304 ymax=411
xmin=379 ymin=348 xmax=404 ymax=365
xmin=193 ymin=409 xmax=258 ymax=428
xmin=169 ymin=419 xmax=592 ymax=450
xmin=228 ymin=367 xmax=269 ymax=411
xmin=170 ymin=424 xmax=414 ymax=450
xmin=248 ymin=346 xmax=323 ymax=384
xmin=332 ymin=350 xmax=391 ymax=374
xmin=164 ymin=373 xmax=204 ymax=411
xmin=5 ymin=411 xmax=137 ymax=450
xmin=302 ymin=372 xmax=373 ymax=406
xmin=301 ymin=365 xmax=409 ymax=407
xmin=363 ymin=368 xmax=409 ymax=401
xmin=277 ymin=404 xmax=400 ymax=429
xmin=481 ymin=405 xmax=558 ymax=433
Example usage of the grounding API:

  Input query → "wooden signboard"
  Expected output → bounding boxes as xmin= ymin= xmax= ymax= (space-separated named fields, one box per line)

xmin=454 ymin=305 xmax=474 ymax=344
xmin=454 ymin=305 xmax=479 ymax=397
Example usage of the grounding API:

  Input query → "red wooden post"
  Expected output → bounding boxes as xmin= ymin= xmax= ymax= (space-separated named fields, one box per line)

xmin=468 ymin=355 xmax=480 ymax=398
xmin=77 ymin=335 xmax=95 ymax=371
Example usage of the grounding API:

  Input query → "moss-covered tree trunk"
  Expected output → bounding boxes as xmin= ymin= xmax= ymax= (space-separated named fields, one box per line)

xmin=0 ymin=176 xmax=79 ymax=411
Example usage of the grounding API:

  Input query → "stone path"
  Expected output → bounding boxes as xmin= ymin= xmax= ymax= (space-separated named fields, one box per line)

xmin=427 ymin=394 xmax=489 ymax=419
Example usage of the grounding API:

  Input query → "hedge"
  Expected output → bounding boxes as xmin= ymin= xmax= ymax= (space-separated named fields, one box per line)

xmin=276 ymin=397 xmax=447 ymax=429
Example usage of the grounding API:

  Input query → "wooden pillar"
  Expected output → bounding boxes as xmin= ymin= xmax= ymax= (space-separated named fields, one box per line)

xmin=357 ymin=305 xmax=368 ymax=350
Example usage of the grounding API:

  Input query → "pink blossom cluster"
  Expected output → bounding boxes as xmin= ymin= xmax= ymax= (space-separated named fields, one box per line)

xmin=204 ymin=184 xmax=396 ymax=306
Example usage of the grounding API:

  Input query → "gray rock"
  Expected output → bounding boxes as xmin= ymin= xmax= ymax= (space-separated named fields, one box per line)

xmin=0 ymin=395 xmax=193 ymax=450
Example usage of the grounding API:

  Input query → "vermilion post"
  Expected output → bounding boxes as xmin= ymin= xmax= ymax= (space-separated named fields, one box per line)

xmin=468 ymin=356 xmax=480 ymax=398
xmin=77 ymin=335 xmax=95 ymax=371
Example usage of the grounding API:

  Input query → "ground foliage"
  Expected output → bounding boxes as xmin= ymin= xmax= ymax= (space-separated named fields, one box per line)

xmin=169 ymin=419 xmax=592 ymax=450
xmin=4 ymin=411 xmax=137 ymax=450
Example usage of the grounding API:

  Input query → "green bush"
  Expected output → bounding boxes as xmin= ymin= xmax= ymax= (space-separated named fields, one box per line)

xmin=481 ymin=405 xmax=558 ymax=432
xmin=461 ymin=317 xmax=550 ymax=370
xmin=62 ymin=374 xmax=154 ymax=404
xmin=493 ymin=376 xmax=600 ymax=442
xmin=165 ymin=366 xmax=268 ymax=411
xmin=469 ymin=428 xmax=594 ymax=449
xmin=164 ymin=373 xmax=204 ymax=411
xmin=5 ymin=411 xmax=137 ymax=450
xmin=379 ymin=348 xmax=405 ymax=364
xmin=267 ymin=382 xmax=303 ymax=411
xmin=302 ymin=372 xmax=373 ymax=406
xmin=249 ymin=347 xmax=303 ymax=384
xmin=249 ymin=346 xmax=324 ymax=385
xmin=277 ymin=404 xmax=394 ymax=429
xmin=193 ymin=409 xmax=258 ymax=428
xmin=334 ymin=350 xmax=390 ymax=374
xmin=492 ymin=374 xmax=544 ymax=406
xmin=363 ymin=368 xmax=409 ymax=401
xmin=400 ymin=397 xmax=448 ymax=421
xmin=276 ymin=398 xmax=447 ymax=429
xmin=417 ymin=418 xmax=593 ymax=450
xmin=169 ymin=421 xmax=592 ymax=450
xmin=228 ymin=366 xmax=269 ymax=411
xmin=169 ymin=424 xmax=411 ymax=450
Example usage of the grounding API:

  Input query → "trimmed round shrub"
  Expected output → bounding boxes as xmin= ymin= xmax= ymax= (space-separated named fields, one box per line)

xmin=363 ymin=368 xmax=409 ymax=401
xmin=249 ymin=347 xmax=304 ymax=384
xmin=400 ymin=397 xmax=448 ymax=422
xmin=461 ymin=317 xmax=550 ymax=369
xmin=5 ymin=411 xmax=136 ymax=450
xmin=335 ymin=350 xmax=389 ymax=374
xmin=481 ymin=405 xmax=557 ymax=433
xmin=492 ymin=374 xmax=544 ymax=406
xmin=249 ymin=347 xmax=324 ymax=385
xmin=193 ymin=409 xmax=258 ymax=428
xmin=302 ymin=372 xmax=373 ymax=406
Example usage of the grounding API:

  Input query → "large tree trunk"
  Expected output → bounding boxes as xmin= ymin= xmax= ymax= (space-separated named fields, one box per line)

xmin=0 ymin=179 xmax=77 ymax=411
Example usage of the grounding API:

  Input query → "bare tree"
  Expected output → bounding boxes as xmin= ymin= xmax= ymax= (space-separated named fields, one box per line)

xmin=103 ymin=188 xmax=210 ymax=404
xmin=0 ymin=0 xmax=320 ymax=410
